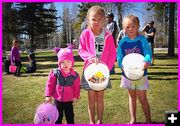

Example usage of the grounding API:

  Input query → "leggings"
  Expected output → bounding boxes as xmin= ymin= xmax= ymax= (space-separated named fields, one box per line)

xmin=54 ymin=100 xmax=74 ymax=124
xmin=14 ymin=60 xmax=22 ymax=76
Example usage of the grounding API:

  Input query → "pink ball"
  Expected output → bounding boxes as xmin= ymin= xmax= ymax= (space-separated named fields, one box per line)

xmin=34 ymin=103 xmax=59 ymax=124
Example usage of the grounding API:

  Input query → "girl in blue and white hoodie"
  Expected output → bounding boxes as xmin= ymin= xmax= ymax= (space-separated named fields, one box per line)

xmin=117 ymin=15 xmax=152 ymax=124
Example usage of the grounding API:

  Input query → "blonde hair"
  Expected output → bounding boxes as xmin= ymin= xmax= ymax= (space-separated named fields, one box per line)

xmin=87 ymin=5 xmax=105 ymax=19
xmin=12 ymin=39 xmax=19 ymax=46
xmin=86 ymin=6 xmax=106 ymax=28
xmin=122 ymin=14 xmax=140 ymax=28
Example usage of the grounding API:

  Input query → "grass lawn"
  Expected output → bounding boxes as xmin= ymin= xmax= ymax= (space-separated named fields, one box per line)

xmin=2 ymin=50 xmax=178 ymax=124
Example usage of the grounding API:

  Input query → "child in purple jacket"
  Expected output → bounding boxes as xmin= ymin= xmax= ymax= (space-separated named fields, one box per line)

xmin=10 ymin=39 xmax=22 ymax=76
xmin=45 ymin=46 xmax=80 ymax=124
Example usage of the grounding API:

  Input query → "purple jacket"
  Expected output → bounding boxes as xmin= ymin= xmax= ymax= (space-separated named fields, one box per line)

xmin=78 ymin=28 xmax=116 ymax=70
xmin=10 ymin=46 xmax=20 ymax=64
xmin=45 ymin=68 xmax=80 ymax=102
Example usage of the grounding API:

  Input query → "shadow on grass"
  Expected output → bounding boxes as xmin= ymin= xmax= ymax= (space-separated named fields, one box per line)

xmin=134 ymin=121 xmax=164 ymax=124
xmin=110 ymin=77 xmax=178 ymax=81
xmin=74 ymin=56 xmax=83 ymax=61
xmin=20 ymin=55 xmax=83 ymax=62
xmin=74 ymin=64 xmax=84 ymax=67
xmin=35 ymin=71 xmax=45 ymax=73
xmin=111 ymin=72 xmax=178 ymax=81
xmin=149 ymin=66 xmax=178 ymax=69
xmin=37 ymin=64 xmax=57 ymax=69
xmin=155 ymin=53 xmax=178 ymax=60
xmin=148 ymin=77 xmax=178 ymax=80
xmin=30 ymin=74 xmax=48 ymax=76
xmin=148 ymin=72 xmax=177 ymax=75
xmin=114 ymin=72 xmax=177 ymax=76
xmin=114 ymin=63 xmax=177 ymax=69
xmin=21 ymin=56 xmax=57 ymax=62
xmin=19 ymin=73 xmax=48 ymax=77
xmin=35 ymin=55 xmax=83 ymax=62
xmin=37 ymin=64 xmax=83 ymax=70
xmin=152 ymin=64 xmax=177 ymax=66
xmin=151 ymin=121 xmax=164 ymax=124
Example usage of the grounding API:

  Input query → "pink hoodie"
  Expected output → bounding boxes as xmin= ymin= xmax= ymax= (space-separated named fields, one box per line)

xmin=78 ymin=28 xmax=116 ymax=70
xmin=45 ymin=68 xmax=80 ymax=102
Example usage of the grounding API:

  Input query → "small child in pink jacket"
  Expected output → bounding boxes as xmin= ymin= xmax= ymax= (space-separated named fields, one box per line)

xmin=45 ymin=46 xmax=80 ymax=124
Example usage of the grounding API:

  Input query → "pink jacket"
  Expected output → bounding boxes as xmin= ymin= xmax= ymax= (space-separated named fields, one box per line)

xmin=78 ymin=28 xmax=116 ymax=70
xmin=45 ymin=68 xmax=80 ymax=102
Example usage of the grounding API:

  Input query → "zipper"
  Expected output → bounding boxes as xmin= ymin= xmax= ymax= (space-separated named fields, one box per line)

xmin=61 ymin=77 xmax=66 ymax=102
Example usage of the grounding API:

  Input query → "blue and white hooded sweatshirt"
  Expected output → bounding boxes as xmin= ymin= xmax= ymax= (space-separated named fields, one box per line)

xmin=117 ymin=35 xmax=152 ymax=77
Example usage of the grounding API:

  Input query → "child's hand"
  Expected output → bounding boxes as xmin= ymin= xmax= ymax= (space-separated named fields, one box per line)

xmin=73 ymin=98 xmax=77 ymax=101
xmin=45 ymin=97 xmax=52 ymax=103
xmin=88 ymin=57 xmax=99 ymax=64
xmin=11 ymin=62 xmax=15 ymax=65
xmin=143 ymin=62 xmax=150 ymax=69
xmin=121 ymin=66 xmax=124 ymax=72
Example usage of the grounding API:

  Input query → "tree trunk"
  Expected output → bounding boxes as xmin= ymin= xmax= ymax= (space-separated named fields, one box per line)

xmin=168 ymin=3 xmax=175 ymax=56
xmin=30 ymin=34 xmax=35 ymax=52
xmin=117 ymin=4 xmax=122 ymax=30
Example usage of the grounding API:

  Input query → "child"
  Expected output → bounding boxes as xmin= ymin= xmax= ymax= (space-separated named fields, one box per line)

xmin=116 ymin=29 xmax=126 ymax=45
xmin=117 ymin=15 xmax=152 ymax=124
xmin=3 ymin=54 xmax=11 ymax=74
xmin=143 ymin=21 xmax=156 ymax=65
xmin=26 ymin=53 xmax=36 ymax=73
xmin=10 ymin=39 xmax=22 ymax=76
xmin=78 ymin=6 xmax=116 ymax=124
xmin=45 ymin=46 xmax=80 ymax=124
xmin=53 ymin=47 xmax=60 ymax=55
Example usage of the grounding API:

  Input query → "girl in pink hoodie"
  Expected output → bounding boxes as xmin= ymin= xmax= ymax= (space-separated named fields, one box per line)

xmin=78 ymin=6 xmax=116 ymax=124
xmin=45 ymin=46 xmax=80 ymax=124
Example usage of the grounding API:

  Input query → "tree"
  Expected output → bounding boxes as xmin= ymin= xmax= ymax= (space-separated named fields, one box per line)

xmin=77 ymin=2 xmax=107 ymax=25
xmin=77 ymin=2 xmax=134 ymax=32
xmin=116 ymin=3 xmax=123 ymax=30
xmin=148 ymin=3 xmax=169 ymax=47
xmin=13 ymin=2 xmax=58 ymax=51
xmin=168 ymin=2 xmax=175 ymax=56
xmin=2 ymin=2 xmax=13 ymax=51
xmin=61 ymin=7 xmax=70 ymax=47
xmin=75 ymin=2 xmax=105 ymax=42
xmin=60 ymin=4 xmax=80 ymax=47
xmin=45 ymin=3 xmax=58 ymax=48
xmin=146 ymin=2 xmax=177 ymax=54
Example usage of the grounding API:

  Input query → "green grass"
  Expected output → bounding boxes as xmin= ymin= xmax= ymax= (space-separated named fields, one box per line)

xmin=2 ymin=50 xmax=178 ymax=124
xmin=3 ymin=49 xmax=79 ymax=57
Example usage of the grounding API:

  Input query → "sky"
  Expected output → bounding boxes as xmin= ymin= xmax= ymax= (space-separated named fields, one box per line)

xmin=55 ymin=2 xmax=80 ymax=16
xmin=54 ymin=2 xmax=151 ymax=30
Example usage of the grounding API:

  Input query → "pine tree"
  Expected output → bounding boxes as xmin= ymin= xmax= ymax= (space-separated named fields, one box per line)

xmin=14 ymin=2 xmax=58 ymax=51
xmin=2 ymin=2 xmax=13 ymax=51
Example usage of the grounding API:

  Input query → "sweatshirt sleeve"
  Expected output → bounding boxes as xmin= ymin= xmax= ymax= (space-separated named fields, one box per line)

xmin=117 ymin=40 xmax=124 ymax=68
xmin=107 ymin=35 xmax=116 ymax=70
xmin=78 ymin=32 xmax=95 ymax=61
xmin=73 ymin=74 xmax=80 ymax=99
xmin=10 ymin=47 xmax=14 ymax=64
xmin=107 ymin=23 xmax=115 ymax=34
xmin=45 ymin=70 xmax=56 ymax=97
xmin=141 ymin=37 xmax=152 ymax=64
